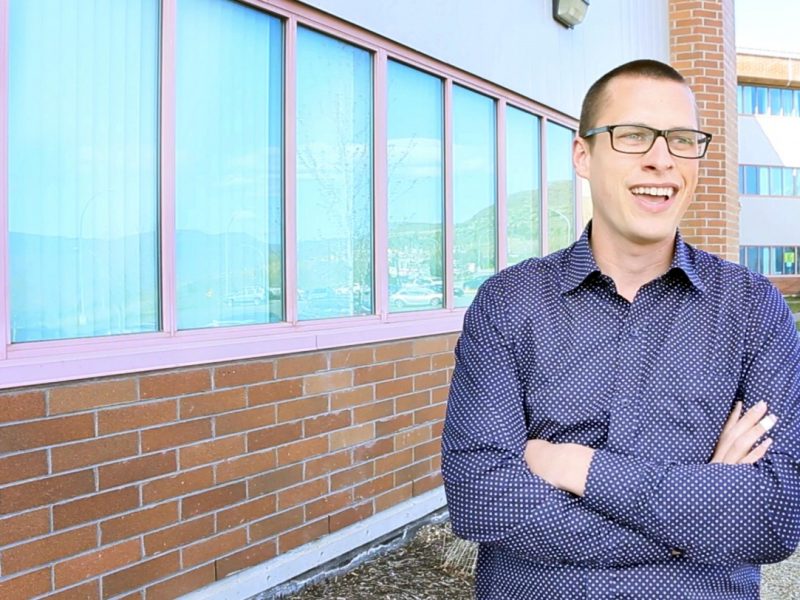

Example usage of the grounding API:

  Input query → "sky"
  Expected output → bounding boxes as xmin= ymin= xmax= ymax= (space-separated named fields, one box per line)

xmin=735 ymin=0 xmax=800 ymax=55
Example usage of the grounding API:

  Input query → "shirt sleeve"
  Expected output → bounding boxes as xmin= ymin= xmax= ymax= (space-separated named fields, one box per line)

xmin=442 ymin=277 xmax=671 ymax=566
xmin=583 ymin=279 xmax=800 ymax=565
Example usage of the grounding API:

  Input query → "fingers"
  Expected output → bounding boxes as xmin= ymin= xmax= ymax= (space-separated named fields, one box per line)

xmin=738 ymin=437 xmax=773 ymax=465
xmin=711 ymin=401 xmax=777 ymax=464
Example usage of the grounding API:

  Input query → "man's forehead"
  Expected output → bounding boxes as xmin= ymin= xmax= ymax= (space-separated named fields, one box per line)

xmin=598 ymin=75 xmax=699 ymax=124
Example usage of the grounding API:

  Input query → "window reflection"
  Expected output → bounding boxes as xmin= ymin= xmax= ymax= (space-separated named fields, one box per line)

xmin=452 ymin=86 xmax=497 ymax=308
xmin=546 ymin=122 xmax=576 ymax=252
xmin=506 ymin=106 xmax=541 ymax=265
xmin=387 ymin=61 xmax=444 ymax=312
xmin=741 ymin=246 xmax=799 ymax=275
xmin=176 ymin=0 xmax=283 ymax=330
xmin=296 ymin=28 xmax=373 ymax=320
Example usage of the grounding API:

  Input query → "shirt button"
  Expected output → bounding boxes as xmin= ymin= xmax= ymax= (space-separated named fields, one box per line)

xmin=670 ymin=548 xmax=684 ymax=558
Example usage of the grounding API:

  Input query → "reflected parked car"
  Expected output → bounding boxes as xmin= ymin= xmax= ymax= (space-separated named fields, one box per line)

xmin=224 ymin=286 xmax=266 ymax=306
xmin=390 ymin=286 xmax=442 ymax=309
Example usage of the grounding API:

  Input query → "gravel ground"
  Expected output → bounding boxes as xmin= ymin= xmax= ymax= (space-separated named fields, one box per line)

xmin=277 ymin=520 xmax=800 ymax=599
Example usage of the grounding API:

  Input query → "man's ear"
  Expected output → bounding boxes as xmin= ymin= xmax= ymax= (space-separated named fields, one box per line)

xmin=573 ymin=137 xmax=591 ymax=179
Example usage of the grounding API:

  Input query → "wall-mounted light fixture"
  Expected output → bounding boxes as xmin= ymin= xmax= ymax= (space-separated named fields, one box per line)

xmin=553 ymin=0 xmax=590 ymax=28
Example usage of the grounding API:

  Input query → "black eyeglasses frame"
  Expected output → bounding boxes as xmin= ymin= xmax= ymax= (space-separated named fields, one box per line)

xmin=582 ymin=124 xmax=713 ymax=159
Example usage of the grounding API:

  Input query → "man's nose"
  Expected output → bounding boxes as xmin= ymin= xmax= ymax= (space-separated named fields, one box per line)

xmin=642 ymin=135 xmax=676 ymax=169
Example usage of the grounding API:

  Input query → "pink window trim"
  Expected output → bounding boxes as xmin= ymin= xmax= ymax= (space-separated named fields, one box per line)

xmin=0 ymin=0 xmax=578 ymax=390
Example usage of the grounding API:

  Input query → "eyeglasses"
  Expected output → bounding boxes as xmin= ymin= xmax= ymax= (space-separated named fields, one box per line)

xmin=582 ymin=124 xmax=712 ymax=159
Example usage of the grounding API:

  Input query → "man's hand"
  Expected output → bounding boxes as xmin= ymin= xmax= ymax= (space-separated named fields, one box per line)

xmin=525 ymin=440 xmax=594 ymax=496
xmin=710 ymin=400 xmax=776 ymax=464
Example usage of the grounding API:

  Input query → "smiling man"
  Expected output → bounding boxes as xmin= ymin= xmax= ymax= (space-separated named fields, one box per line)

xmin=442 ymin=60 xmax=800 ymax=599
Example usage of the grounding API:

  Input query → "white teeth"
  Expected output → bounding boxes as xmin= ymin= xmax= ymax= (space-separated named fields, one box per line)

xmin=631 ymin=186 xmax=673 ymax=197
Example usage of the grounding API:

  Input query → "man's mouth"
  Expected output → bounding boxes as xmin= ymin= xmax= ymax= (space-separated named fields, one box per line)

xmin=630 ymin=186 xmax=676 ymax=202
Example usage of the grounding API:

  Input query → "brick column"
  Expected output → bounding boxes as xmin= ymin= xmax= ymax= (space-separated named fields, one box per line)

xmin=670 ymin=0 xmax=739 ymax=261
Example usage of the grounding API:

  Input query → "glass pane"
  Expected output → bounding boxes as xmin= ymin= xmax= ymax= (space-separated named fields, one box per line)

xmin=738 ymin=165 xmax=745 ymax=193
xmin=743 ymin=86 xmax=754 ymax=114
xmin=387 ymin=61 xmax=444 ymax=312
xmin=770 ymin=167 xmax=783 ymax=196
xmin=737 ymin=85 xmax=743 ymax=114
xmin=783 ymin=168 xmax=794 ymax=197
xmin=756 ymin=87 xmax=768 ymax=114
xmin=506 ymin=106 xmax=541 ymax=266
xmin=769 ymin=88 xmax=782 ymax=115
xmin=176 ymin=0 xmax=283 ymax=330
xmin=782 ymin=89 xmax=793 ymax=116
xmin=452 ymin=85 xmax=497 ymax=309
xmin=758 ymin=167 xmax=770 ymax=195
xmin=296 ymin=28 xmax=373 ymax=320
xmin=744 ymin=165 xmax=758 ymax=194
xmin=739 ymin=247 xmax=746 ymax=266
xmin=546 ymin=122 xmax=576 ymax=252
xmin=795 ymin=169 xmax=800 ymax=197
xmin=795 ymin=90 xmax=800 ymax=118
xmin=746 ymin=247 xmax=760 ymax=272
xmin=9 ymin=0 xmax=160 ymax=342
xmin=774 ymin=247 xmax=784 ymax=274
xmin=762 ymin=247 xmax=771 ymax=275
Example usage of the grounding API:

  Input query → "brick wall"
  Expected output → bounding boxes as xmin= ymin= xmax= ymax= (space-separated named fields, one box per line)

xmin=670 ymin=0 xmax=739 ymax=261
xmin=0 ymin=334 xmax=455 ymax=599
xmin=772 ymin=276 xmax=800 ymax=297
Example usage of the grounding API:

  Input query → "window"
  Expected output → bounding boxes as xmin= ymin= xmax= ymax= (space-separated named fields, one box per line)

xmin=506 ymin=106 xmax=542 ymax=266
xmin=738 ymin=84 xmax=800 ymax=116
xmin=1 ymin=0 xmax=578 ymax=387
xmin=452 ymin=85 xmax=497 ymax=309
xmin=741 ymin=246 xmax=800 ymax=276
xmin=739 ymin=164 xmax=800 ymax=197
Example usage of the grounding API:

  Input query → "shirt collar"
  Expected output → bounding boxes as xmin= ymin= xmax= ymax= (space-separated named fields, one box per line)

xmin=560 ymin=222 xmax=706 ymax=295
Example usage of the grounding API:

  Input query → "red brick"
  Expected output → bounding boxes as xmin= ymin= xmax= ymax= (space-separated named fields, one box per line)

xmin=413 ymin=438 xmax=442 ymax=461
xmin=304 ymin=371 xmax=353 ymax=395
xmin=98 ymin=451 xmax=177 ymax=490
xmin=375 ymin=377 xmax=413 ymax=400
xmin=140 ymin=369 xmax=211 ymax=399
xmin=395 ymin=356 xmax=431 ymax=376
xmin=376 ymin=483 xmax=412 ymax=512
xmin=0 ymin=414 xmax=94 ymax=453
xmin=277 ymin=395 xmax=328 ymax=422
xmin=413 ymin=471 xmax=443 ymax=495
xmin=0 ymin=508 xmax=50 ymax=546
xmin=179 ymin=435 xmax=246 ymax=469
xmin=414 ymin=403 xmax=446 ymax=425
xmin=216 ymin=405 xmax=276 ymax=435
xmin=216 ymin=449 xmax=277 ymax=484
xmin=247 ymin=422 xmax=302 ymax=452
xmin=217 ymin=494 xmax=277 ymax=531
xmin=248 ymin=464 xmax=303 ymax=497
xmin=277 ymin=436 xmax=328 ymax=466
xmin=142 ymin=467 xmax=214 ymax=503
xmin=304 ymin=410 xmax=351 ymax=436
xmin=353 ymin=363 xmax=395 ymax=386
xmin=47 ymin=581 xmax=100 ymax=600
xmin=102 ymin=552 xmax=180 ymax=599
xmin=330 ymin=386 xmax=374 ymax=409
xmin=249 ymin=507 xmax=304 ymax=541
xmin=98 ymin=400 xmax=177 ymax=435
xmin=397 ymin=391 xmax=430 ymax=413
xmin=278 ymin=478 xmax=328 ymax=510
xmin=275 ymin=353 xmax=327 ymax=378
xmin=305 ymin=449 xmax=352 ymax=479
xmin=412 ymin=336 xmax=449 ymax=356
xmin=0 ymin=470 xmax=95 ymax=515
xmin=248 ymin=379 xmax=304 ymax=406
xmin=414 ymin=370 xmax=448 ymax=390
xmin=376 ymin=449 xmax=413 ymax=475
xmin=101 ymin=501 xmax=179 ymax=544
xmin=330 ymin=463 xmax=374 ymax=491
xmin=330 ymin=423 xmax=374 ymax=450
xmin=50 ymin=379 xmax=138 ymax=414
xmin=182 ymin=529 xmax=248 ymax=568
xmin=146 ymin=563 xmax=215 ymax=600
xmin=0 ymin=450 xmax=47 ymax=485
xmin=144 ymin=515 xmax=215 ymax=556
xmin=54 ymin=486 xmax=139 ymax=529
xmin=432 ymin=352 xmax=454 ymax=370
xmin=376 ymin=413 xmax=414 ymax=437
xmin=0 ymin=568 xmax=51 ymax=599
xmin=431 ymin=385 xmax=449 ymax=403
xmin=214 ymin=360 xmax=275 ymax=388
xmin=353 ymin=438 xmax=393 ymax=462
xmin=330 ymin=347 xmax=374 ymax=369
xmin=52 ymin=433 xmax=139 ymax=472
xmin=279 ymin=518 xmax=329 ymax=553
xmin=215 ymin=540 xmax=277 ymax=579
xmin=353 ymin=399 xmax=394 ymax=424
xmin=141 ymin=419 xmax=213 ymax=452
xmin=329 ymin=502 xmax=373 ymax=532
xmin=396 ymin=460 xmax=432 ymax=485
xmin=182 ymin=482 xmax=247 ymax=518
xmin=395 ymin=425 xmax=431 ymax=450
xmin=0 ymin=391 xmax=45 ymax=424
xmin=374 ymin=341 xmax=413 ymax=362
xmin=354 ymin=473 xmax=394 ymax=501
xmin=54 ymin=540 xmax=141 ymax=588
xmin=180 ymin=389 xmax=246 ymax=418
xmin=306 ymin=489 xmax=353 ymax=520
xmin=2 ymin=525 xmax=96 ymax=574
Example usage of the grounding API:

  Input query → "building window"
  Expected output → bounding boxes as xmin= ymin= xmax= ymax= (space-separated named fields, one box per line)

xmin=741 ymin=246 xmax=799 ymax=275
xmin=738 ymin=84 xmax=800 ymax=117
xmin=9 ymin=0 xmax=161 ymax=343
xmin=1 ymin=0 xmax=577 ymax=387
xmin=176 ymin=0 xmax=283 ymax=330
xmin=739 ymin=165 xmax=800 ymax=197
xmin=452 ymin=85 xmax=498 ymax=309
xmin=296 ymin=27 xmax=373 ymax=321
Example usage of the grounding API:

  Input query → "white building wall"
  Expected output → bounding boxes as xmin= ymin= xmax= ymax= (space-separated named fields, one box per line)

xmin=739 ymin=114 xmax=800 ymax=166
xmin=301 ymin=0 xmax=670 ymax=118
xmin=740 ymin=198 xmax=800 ymax=246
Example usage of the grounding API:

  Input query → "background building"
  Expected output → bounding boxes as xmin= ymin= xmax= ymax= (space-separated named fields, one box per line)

xmin=0 ymin=1 xmax=738 ymax=598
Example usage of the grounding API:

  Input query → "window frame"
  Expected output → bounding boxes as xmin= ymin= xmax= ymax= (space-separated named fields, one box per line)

xmin=0 ymin=0 xmax=578 ymax=388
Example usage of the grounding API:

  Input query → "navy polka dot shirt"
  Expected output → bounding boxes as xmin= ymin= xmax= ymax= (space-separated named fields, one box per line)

xmin=442 ymin=225 xmax=800 ymax=599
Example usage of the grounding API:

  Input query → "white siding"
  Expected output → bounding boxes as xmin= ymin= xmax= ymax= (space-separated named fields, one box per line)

xmin=740 ymin=197 xmax=800 ymax=246
xmin=739 ymin=114 xmax=800 ymax=166
xmin=302 ymin=0 xmax=670 ymax=118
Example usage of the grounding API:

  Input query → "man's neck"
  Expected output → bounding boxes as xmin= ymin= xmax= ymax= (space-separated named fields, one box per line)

xmin=589 ymin=226 xmax=676 ymax=302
